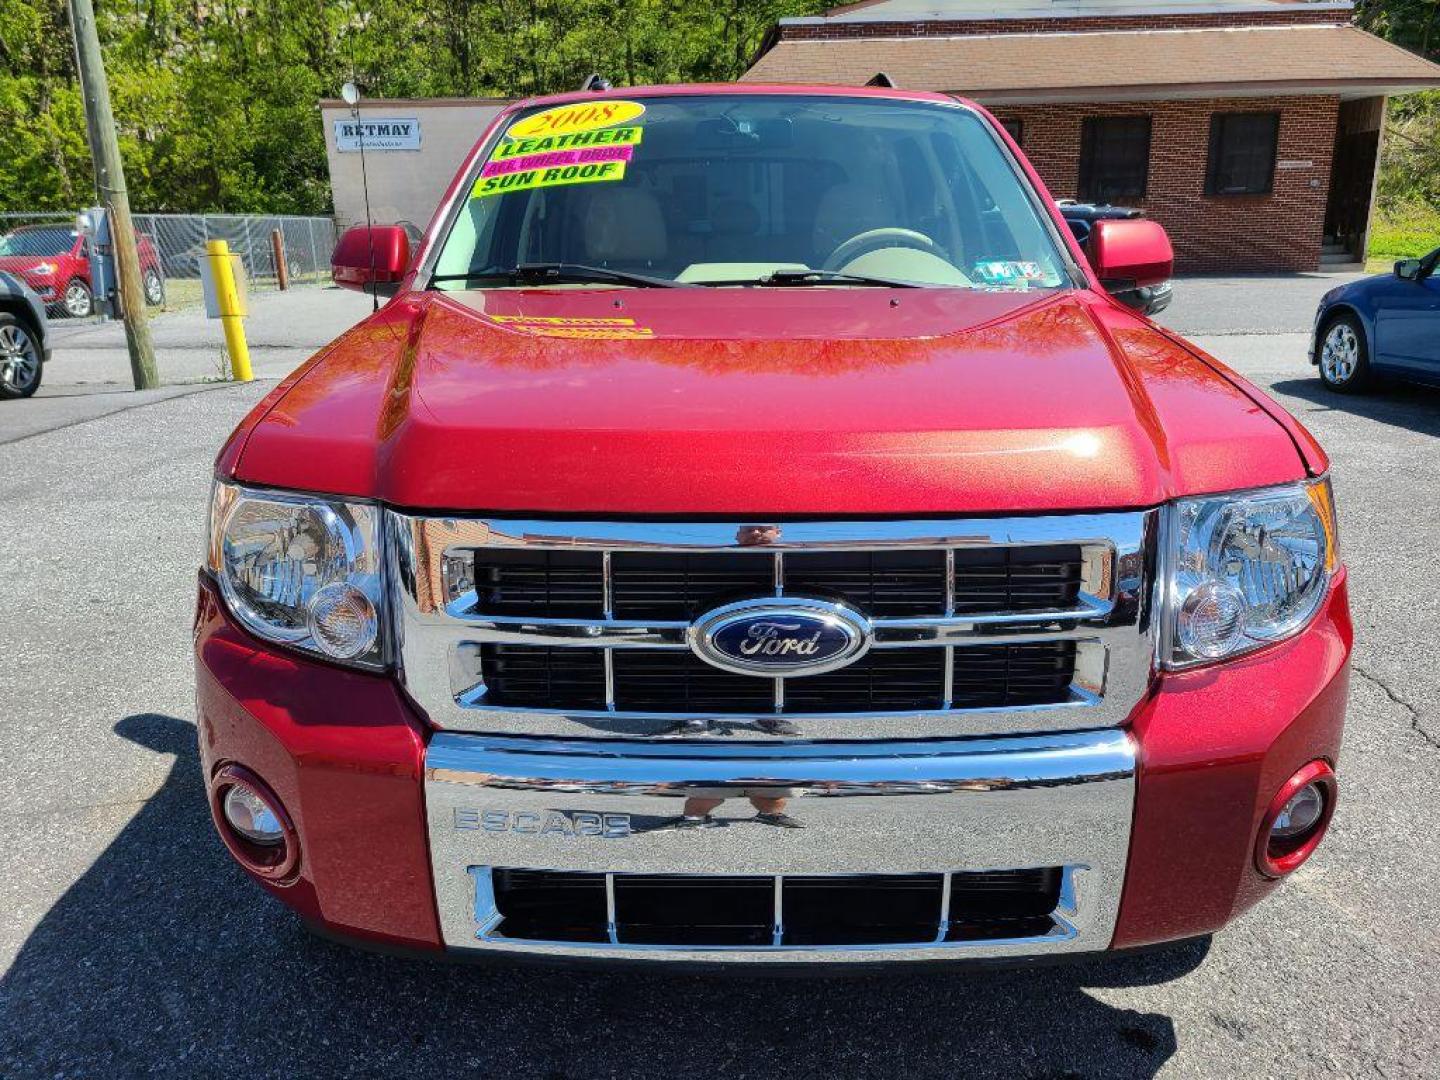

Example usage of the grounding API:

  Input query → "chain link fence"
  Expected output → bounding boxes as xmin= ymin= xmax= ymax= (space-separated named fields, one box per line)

xmin=0 ymin=210 xmax=338 ymax=321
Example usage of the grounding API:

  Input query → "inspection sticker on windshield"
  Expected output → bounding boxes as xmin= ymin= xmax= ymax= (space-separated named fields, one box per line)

xmin=973 ymin=260 xmax=1045 ymax=286
xmin=473 ymin=102 xmax=646 ymax=199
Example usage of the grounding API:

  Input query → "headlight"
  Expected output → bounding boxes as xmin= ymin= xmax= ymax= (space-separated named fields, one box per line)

xmin=33 ymin=262 xmax=56 ymax=276
xmin=1162 ymin=478 xmax=1338 ymax=668
xmin=206 ymin=482 xmax=385 ymax=667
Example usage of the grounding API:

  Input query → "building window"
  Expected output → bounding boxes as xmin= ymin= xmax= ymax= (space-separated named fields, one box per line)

xmin=1078 ymin=116 xmax=1151 ymax=202
xmin=999 ymin=117 xmax=1023 ymax=145
xmin=1206 ymin=112 xmax=1279 ymax=195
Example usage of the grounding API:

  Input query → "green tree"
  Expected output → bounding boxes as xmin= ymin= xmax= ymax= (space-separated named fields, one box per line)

xmin=0 ymin=0 xmax=828 ymax=213
xmin=1355 ymin=0 xmax=1440 ymax=255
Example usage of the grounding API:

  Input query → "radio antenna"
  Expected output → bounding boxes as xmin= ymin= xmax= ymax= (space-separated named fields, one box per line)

xmin=341 ymin=80 xmax=379 ymax=314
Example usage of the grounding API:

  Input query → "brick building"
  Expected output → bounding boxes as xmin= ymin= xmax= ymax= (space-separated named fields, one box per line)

xmin=742 ymin=0 xmax=1440 ymax=272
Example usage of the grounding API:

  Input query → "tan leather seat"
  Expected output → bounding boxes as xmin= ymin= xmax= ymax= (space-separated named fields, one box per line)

xmin=705 ymin=198 xmax=762 ymax=262
xmin=812 ymin=182 xmax=900 ymax=262
xmin=582 ymin=187 xmax=667 ymax=266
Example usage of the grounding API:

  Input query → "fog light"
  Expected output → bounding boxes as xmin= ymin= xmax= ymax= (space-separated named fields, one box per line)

xmin=1256 ymin=760 xmax=1337 ymax=878
xmin=1271 ymin=783 xmax=1326 ymax=840
xmin=307 ymin=582 xmax=378 ymax=659
xmin=223 ymin=784 xmax=284 ymax=845
xmin=210 ymin=764 xmax=300 ymax=883
xmin=1176 ymin=581 xmax=1246 ymax=659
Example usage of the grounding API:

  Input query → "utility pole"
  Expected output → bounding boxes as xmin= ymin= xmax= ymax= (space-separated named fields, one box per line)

xmin=67 ymin=0 xmax=159 ymax=390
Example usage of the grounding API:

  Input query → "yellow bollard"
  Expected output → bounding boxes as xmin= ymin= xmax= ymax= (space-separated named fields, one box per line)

xmin=205 ymin=239 xmax=252 ymax=382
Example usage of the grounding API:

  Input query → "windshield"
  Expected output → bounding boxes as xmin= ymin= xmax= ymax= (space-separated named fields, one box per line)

xmin=431 ymin=95 xmax=1073 ymax=290
xmin=0 ymin=229 xmax=75 ymax=258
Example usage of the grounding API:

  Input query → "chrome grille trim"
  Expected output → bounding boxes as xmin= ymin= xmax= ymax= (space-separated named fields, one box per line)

xmin=390 ymin=511 xmax=1157 ymax=740
xmin=425 ymin=728 xmax=1136 ymax=960
xmin=419 ymin=603 xmax=1115 ymax=649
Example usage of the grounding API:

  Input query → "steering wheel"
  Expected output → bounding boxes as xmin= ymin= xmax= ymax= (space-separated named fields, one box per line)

xmin=822 ymin=227 xmax=947 ymax=273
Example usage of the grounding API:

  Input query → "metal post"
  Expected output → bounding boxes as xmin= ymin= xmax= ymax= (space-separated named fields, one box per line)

xmin=205 ymin=240 xmax=252 ymax=382
xmin=66 ymin=0 xmax=158 ymax=390
xmin=271 ymin=229 xmax=289 ymax=290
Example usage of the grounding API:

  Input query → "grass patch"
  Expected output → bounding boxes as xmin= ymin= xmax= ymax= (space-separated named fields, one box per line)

xmin=154 ymin=271 xmax=331 ymax=315
xmin=1367 ymin=201 xmax=1440 ymax=261
xmin=159 ymin=277 xmax=205 ymax=312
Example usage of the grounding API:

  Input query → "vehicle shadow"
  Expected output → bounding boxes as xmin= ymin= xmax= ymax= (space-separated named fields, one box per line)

xmin=1271 ymin=377 xmax=1440 ymax=439
xmin=0 ymin=714 xmax=1206 ymax=1078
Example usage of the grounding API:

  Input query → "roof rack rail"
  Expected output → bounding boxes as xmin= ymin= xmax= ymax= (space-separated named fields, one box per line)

xmin=865 ymin=71 xmax=897 ymax=88
xmin=580 ymin=73 xmax=612 ymax=92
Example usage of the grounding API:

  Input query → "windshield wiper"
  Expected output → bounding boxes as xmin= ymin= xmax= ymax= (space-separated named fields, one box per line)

xmin=767 ymin=269 xmax=926 ymax=288
xmin=432 ymin=262 xmax=691 ymax=289
xmin=698 ymin=269 xmax=925 ymax=289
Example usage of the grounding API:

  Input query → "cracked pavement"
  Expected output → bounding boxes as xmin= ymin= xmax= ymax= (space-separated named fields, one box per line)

xmin=1353 ymin=663 xmax=1435 ymax=748
xmin=1 ymin=274 xmax=1438 ymax=1078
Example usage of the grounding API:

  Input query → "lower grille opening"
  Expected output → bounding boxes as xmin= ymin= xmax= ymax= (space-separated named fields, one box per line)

xmin=783 ymin=874 xmax=944 ymax=946
xmin=486 ymin=867 xmax=1066 ymax=948
xmin=489 ymin=868 xmax=609 ymax=943
xmin=615 ymin=875 xmax=774 ymax=946
xmin=945 ymin=866 xmax=1063 ymax=942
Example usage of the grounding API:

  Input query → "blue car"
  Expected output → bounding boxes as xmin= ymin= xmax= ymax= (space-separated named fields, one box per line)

xmin=1311 ymin=246 xmax=1440 ymax=392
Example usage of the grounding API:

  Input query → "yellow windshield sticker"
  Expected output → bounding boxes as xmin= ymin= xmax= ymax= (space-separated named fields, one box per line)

xmin=491 ymin=124 xmax=642 ymax=160
xmin=473 ymin=119 xmax=643 ymax=199
xmin=505 ymin=100 xmax=646 ymax=140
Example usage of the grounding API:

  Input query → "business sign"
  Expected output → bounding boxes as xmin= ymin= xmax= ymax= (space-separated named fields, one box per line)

xmin=334 ymin=117 xmax=421 ymax=152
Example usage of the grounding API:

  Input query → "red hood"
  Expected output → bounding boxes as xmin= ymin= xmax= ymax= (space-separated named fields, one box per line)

xmin=228 ymin=287 xmax=1313 ymax=515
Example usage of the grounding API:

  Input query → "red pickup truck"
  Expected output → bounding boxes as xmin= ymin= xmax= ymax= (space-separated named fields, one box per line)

xmin=197 ymin=85 xmax=1349 ymax=966
xmin=0 ymin=223 xmax=166 ymax=318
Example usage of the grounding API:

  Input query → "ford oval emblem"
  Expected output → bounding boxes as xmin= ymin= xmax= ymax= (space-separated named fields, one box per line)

xmin=690 ymin=598 xmax=872 ymax=678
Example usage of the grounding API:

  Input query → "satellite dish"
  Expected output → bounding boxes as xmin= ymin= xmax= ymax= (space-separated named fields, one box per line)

xmin=341 ymin=81 xmax=361 ymax=107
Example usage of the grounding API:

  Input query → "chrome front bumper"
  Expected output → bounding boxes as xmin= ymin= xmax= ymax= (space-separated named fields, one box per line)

xmin=424 ymin=729 xmax=1137 ymax=963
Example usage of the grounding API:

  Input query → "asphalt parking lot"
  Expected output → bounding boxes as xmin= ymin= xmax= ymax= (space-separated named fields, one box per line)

xmin=2 ymin=273 xmax=1437 ymax=1078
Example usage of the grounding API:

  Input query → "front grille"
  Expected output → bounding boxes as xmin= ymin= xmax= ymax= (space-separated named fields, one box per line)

xmin=479 ymin=642 xmax=609 ymax=709
xmin=472 ymin=545 xmax=1083 ymax=621
xmin=613 ymin=649 xmax=780 ymax=712
xmin=474 ymin=550 xmax=605 ymax=618
xmin=488 ymin=867 xmax=1065 ymax=947
xmin=395 ymin=510 xmax=1154 ymax=739
xmin=952 ymin=545 xmax=1084 ymax=615
xmin=949 ymin=641 xmax=1078 ymax=709
xmin=479 ymin=641 xmax=1076 ymax=713
xmin=611 ymin=552 xmax=775 ymax=621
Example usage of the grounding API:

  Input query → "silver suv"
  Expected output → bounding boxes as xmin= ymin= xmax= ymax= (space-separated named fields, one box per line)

xmin=0 ymin=271 xmax=49 ymax=399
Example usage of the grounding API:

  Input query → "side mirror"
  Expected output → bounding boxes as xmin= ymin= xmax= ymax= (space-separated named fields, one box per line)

xmin=331 ymin=225 xmax=412 ymax=296
xmin=1089 ymin=218 xmax=1173 ymax=292
xmin=1395 ymin=258 xmax=1423 ymax=281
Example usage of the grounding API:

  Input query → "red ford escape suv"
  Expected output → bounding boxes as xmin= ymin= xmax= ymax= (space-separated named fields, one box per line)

xmin=196 ymin=85 xmax=1349 ymax=966
xmin=0 ymin=223 xmax=166 ymax=318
